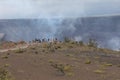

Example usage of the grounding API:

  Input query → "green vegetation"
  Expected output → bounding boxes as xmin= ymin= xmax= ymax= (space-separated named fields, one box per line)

xmin=88 ymin=39 xmax=98 ymax=48
xmin=30 ymin=47 xmax=36 ymax=50
xmin=85 ymin=59 xmax=91 ymax=64
xmin=64 ymin=37 xmax=71 ymax=43
xmin=4 ymin=64 xmax=10 ymax=67
xmin=79 ymin=41 xmax=84 ymax=46
xmin=50 ymin=63 xmax=73 ymax=75
xmin=104 ymin=63 xmax=113 ymax=66
xmin=66 ymin=72 xmax=74 ymax=77
xmin=0 ymin=67 xmax=13 ymax=80
xmin=14 ymin=48 xmax=24 ymax=53
xmin=48 ymin=59 xmax=54 ymax=63
xmin=1 ymin=55 xmax=9 ymax=59
xmin=94 ymin=69 xmax=105 ymax=74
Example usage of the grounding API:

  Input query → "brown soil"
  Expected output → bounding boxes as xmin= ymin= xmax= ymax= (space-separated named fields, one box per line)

xmin=0 ymin=43 xmax=120 ymax=80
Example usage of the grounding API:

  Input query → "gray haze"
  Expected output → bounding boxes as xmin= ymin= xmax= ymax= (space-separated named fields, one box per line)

xmin=0 ymin=33 xmax=5 ymax=41
xmin=0 ymin=0 xmax=120 ymax=50
xmin=0 ymin=15 xmax=120 ymax=50
xmin=0 ymin=0 xmax=120 ymax=18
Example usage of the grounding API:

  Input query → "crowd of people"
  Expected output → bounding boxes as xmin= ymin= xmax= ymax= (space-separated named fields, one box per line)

xmin=30 ymin=38 xmax=59 ymax=43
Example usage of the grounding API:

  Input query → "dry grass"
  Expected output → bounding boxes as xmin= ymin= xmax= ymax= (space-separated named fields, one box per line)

xmin=104 ymin=63 xmax=113 ymax=66
xmin=85 ymin=59 xmax=91 ymax=64
xmin=0 ymin=67 xmax=14 ymax=80
xmin=14 ymin=49 xmax=24 ymax=53
xmin=1 ymin=55 xmax=9 ymax=59
xmin=94 ymin=69 xmax=105 ymax=74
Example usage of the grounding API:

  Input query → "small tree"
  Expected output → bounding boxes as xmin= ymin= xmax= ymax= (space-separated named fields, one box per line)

xmin=88 ymin=39 xmax=98 ymax=48
xmin=64 ymin=37 xmax=71 ymax=43
xmin=79 ymin=41 xmax=84 ymax=46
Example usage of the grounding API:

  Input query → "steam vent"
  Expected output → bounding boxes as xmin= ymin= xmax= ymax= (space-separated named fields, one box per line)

xmin=0 ymin=33 xmax=5 ymax=41
xmin=0 ymin=15 xmax=120 ymax=50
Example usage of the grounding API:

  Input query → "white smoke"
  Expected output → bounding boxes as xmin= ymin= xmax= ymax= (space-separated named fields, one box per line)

xmin=75 ymin=36 xmax=82 ymax=41
xmin=0 ymin=33 xmax=5 ymax=40
xmin=108 ymin=37 xmax=120 ymax=51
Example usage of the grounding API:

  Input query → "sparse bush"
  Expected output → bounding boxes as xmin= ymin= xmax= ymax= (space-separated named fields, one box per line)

xmin=7 ymin=53 xmax=10 ymax=55
xmin=55 ymin=47 xmax=58 ymax=50
xmin=68 ymin=45 xmax=73 ymax=48
xmin=64 ymin=37 xmax=71 ymax=43
xmin=0 ymin=67 xmax=13 ymax=80
xmin=42 ymin=43 xmax=48 ymax=48
xmin=66 ymin=72 xmax=74 ymax=77
xmin=49 ymin=48 xmax=55 ymax=52
xmin=104 ymin=63 xmax=113 ymax=66
xmin=48 ymin=59 xmax=54 ymax=63
xmin=42 ymin=49 xmax=45 ymax=52
xmin=4 ymin=64 xmax=10 ymax=67
xmin=30 ymin=47 xmax=36 ymax=50
xmin=85 ymin=59 xmax=91 ymax=64
xmin=63 ymin=65 xmax=72 ymax=71
xmin=94 ymin=69 xmax=104 ymax=74
xmin=65 ymin=54 xmax=73 ymax=57
xmin=14 ymin=48 xmax=24 ymax=53
xmin=57 ymin=46 xmax=61 ymax=49
xmin=51 ymin=63 xmax=73 ymax=75
xmin=71 ymin=41 xmax=75 ymax=44
xmin=1 ymin=55 xmax=8 ymax=59
xmin=51 ymin=63 xmax=65 ymax=74
xmin=88 ymin=39 xmax=98 ymax=48
xmin=34 ymin=51 xmax=38 ymax=54
xmin=18 ymin=41 xmax=26 ymax=44
xmin=79 ymin=41 xmax=84 ymax=46
xmin=55 ymin=46 xmax=62 ymax=50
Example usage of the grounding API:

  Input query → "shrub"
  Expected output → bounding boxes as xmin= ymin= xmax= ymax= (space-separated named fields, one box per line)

xmin=4 ymin=64 xmax=10 ymax=67
xmin=79 ymin=41 xmax=84 ymax=46
xmin=48 ymin=59 xmax=54 ymax=63
xmin=88 ymin=39 xmax=98 ymax=48
xmin=68 ymin=45 xmax=73 ymax=48
xmin=18 ymin=41 xmax=26 ymax=44
xmin=94 ymin=69 xmax=104 ymax=74
xmin=66 ymin=72 xmax=74 ymax=77
xmin=34 ymin=51 xmax=38 ymax=54
xmin=55 ymin=46 xmax=61 ymax=50
xmin=1 ymin=55 xmax=8 ymax=59
xmin=65 ymin=54 xmax=73 ymax=57
xmin=30 ymin=47 xmax=36 ymax=50
xmin=104 ymin=63 xmax=113 ymax=66
xmin=64 ymin=37 xmax=71 ymax=43
xmin=51 ymin=63 xmax=73 ymax=75
xmin=49 ymin=48 xmax=55 ymax=52
xmin=14 ymin=48 xmax=24 ymax=53
xmin=42 ymin=49 xmax=45 ymax=52
xmin=71 ymin=41 xmax=76 ymax=44
xmin=63 ymin=65 xmax=72 ymax=71
xmin=85 ymin=59 xmax=91 ymax=64
xmin=0 ymin=67 xmax=13 ymax=80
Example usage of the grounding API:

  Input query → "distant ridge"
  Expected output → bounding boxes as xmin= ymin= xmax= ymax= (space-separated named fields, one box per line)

xmin=0 ymin=14 xmax=120 ymax=20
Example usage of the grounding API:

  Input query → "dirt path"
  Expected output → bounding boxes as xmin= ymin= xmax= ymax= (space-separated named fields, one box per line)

xmin=0 ymin=44 xmax=29 ymax=53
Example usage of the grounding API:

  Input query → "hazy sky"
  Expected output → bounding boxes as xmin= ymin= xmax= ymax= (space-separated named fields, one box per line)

xmin=0 ymin=0 xmax=120 ymax=19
